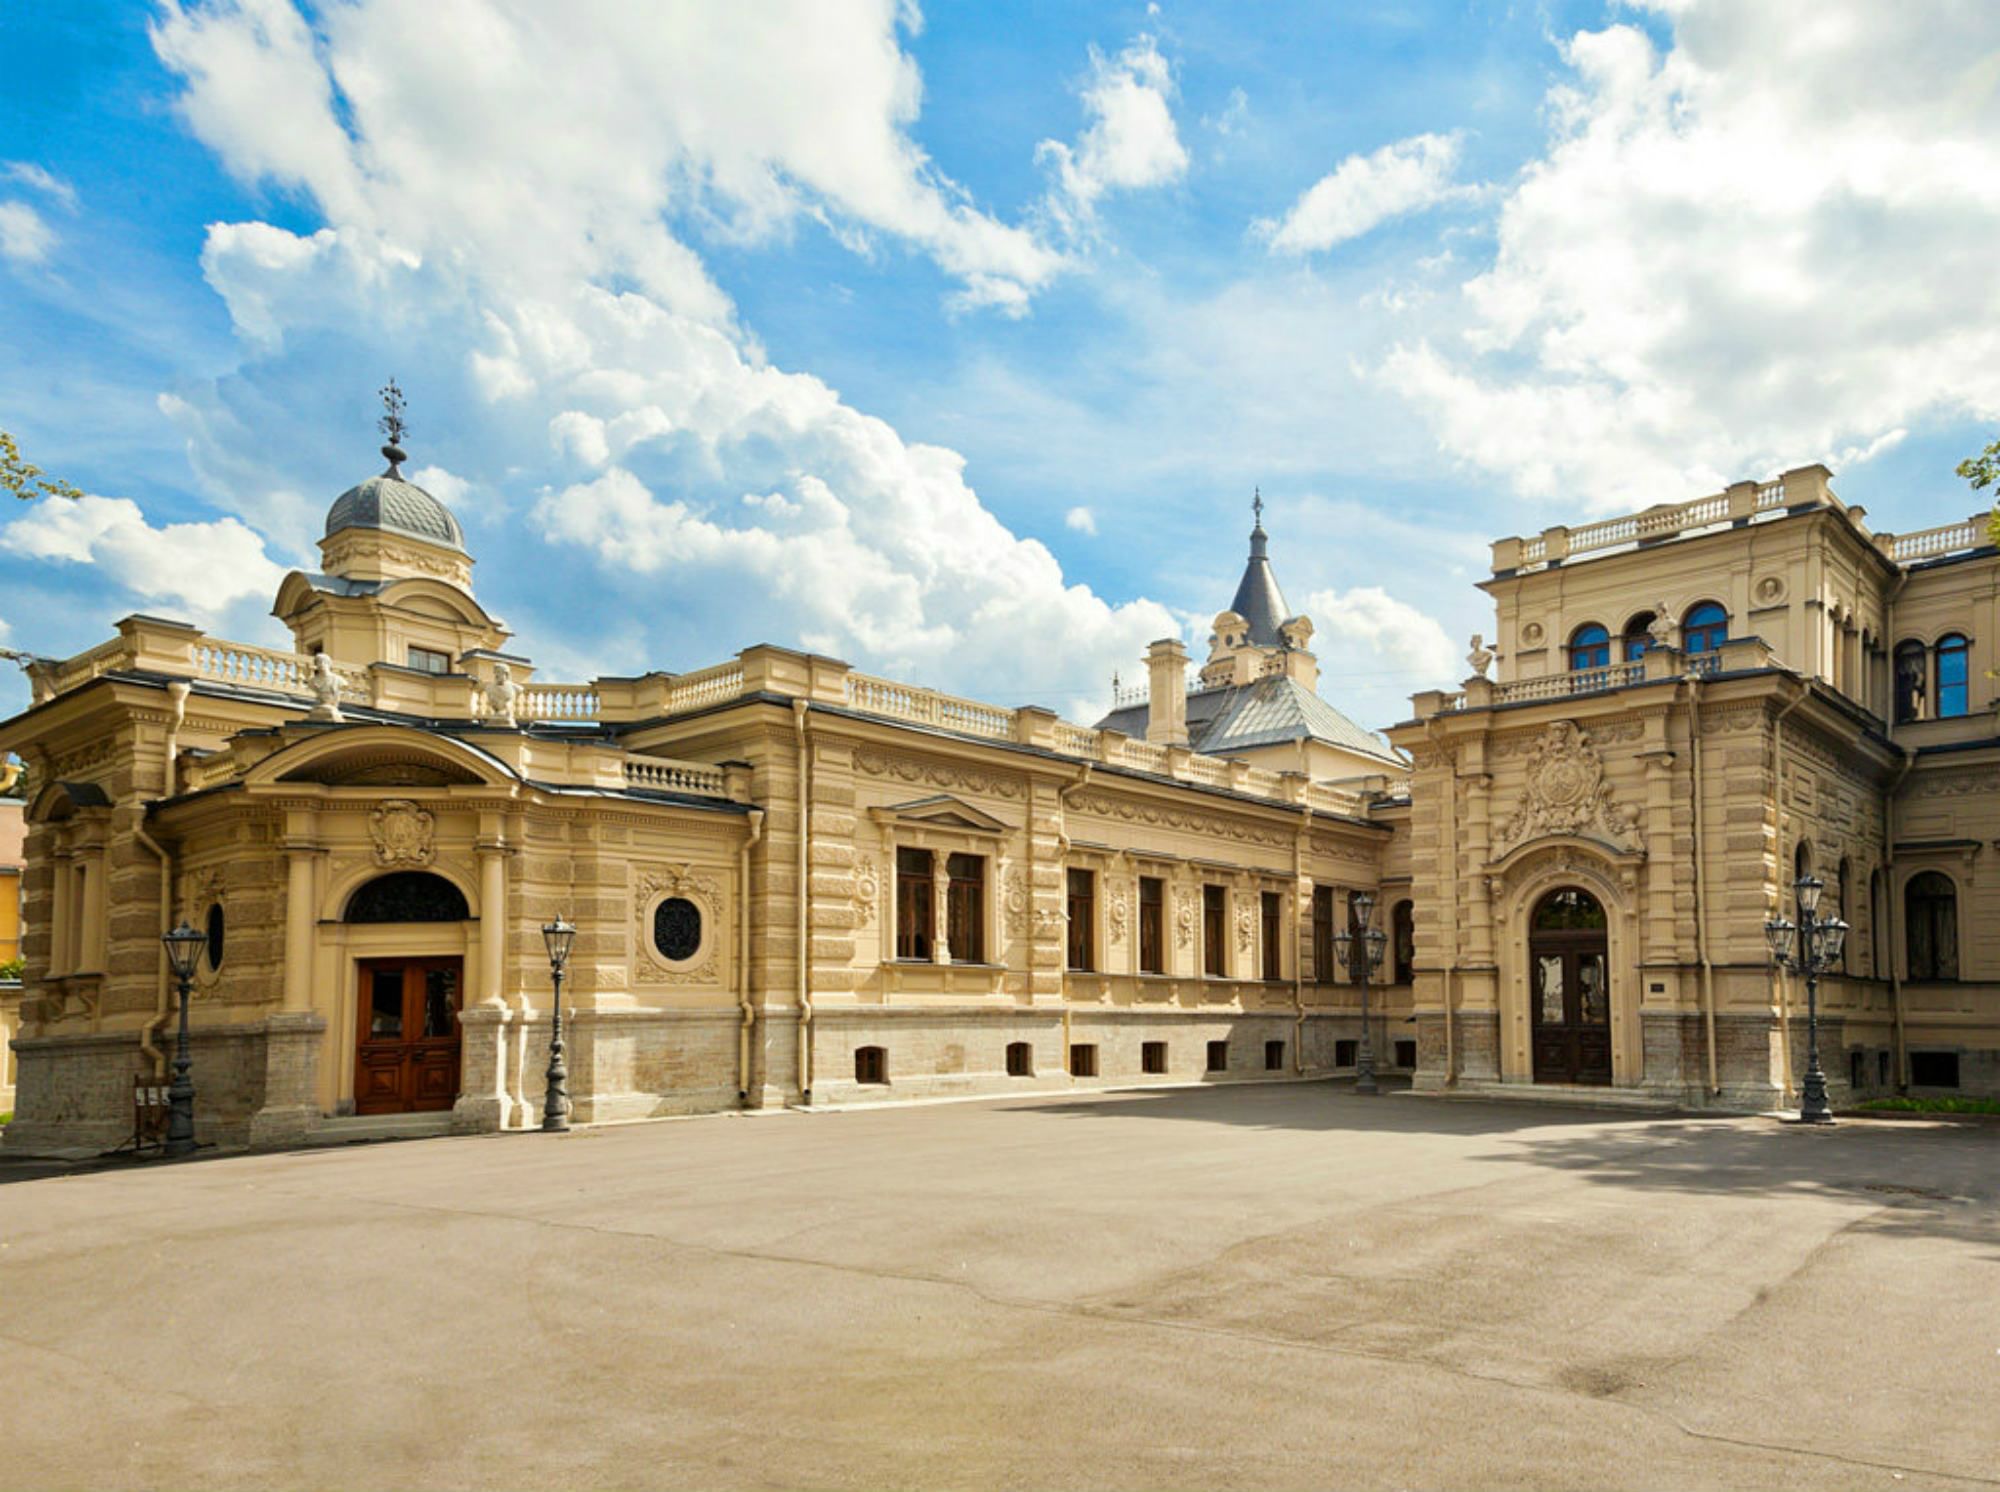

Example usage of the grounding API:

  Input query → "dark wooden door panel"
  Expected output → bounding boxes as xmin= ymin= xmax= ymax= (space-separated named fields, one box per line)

xmin=1530 ymin=940 xmax=1611 ymax=1085
xmin=355 ymin=958 xmax=463 ymax=1115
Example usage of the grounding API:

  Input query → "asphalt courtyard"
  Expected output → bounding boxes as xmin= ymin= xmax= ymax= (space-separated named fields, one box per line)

xmin=2 ymin=1085 xmax=1996 ymax=1491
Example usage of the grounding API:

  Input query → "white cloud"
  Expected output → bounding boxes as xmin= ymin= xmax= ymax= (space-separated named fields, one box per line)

xmin=1302 ymin=585 xmax=1459 ymax=691
xmin=1258 ymin=133 xmax=1470 ymax=254
xmin=1 ymin=495 xmax=286 ymax=626
xmin=1038 ymin=34 xmax=1188 ymax=229
xmin=0 ymin=201 xmax=55 ymax=265
xmin=1381 ymin=1 xmax=2000 ymax=509
xmin=1064 ymin=505 xmax=1097 ymax=535
xmin=2 ymin=162 xmax=78 ymax=211
xmin=148 ymin=0 xmax=1177 ymax=719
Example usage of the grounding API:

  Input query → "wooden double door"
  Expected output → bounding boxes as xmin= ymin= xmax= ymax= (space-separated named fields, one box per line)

xmin=1530 ymin=933 xmax=1612 ymax=1086
xmin=355 ymin=957 xmax=463 ymax=1115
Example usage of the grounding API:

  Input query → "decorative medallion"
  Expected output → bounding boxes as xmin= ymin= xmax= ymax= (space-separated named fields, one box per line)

xmin=1106 ymin=885 xmax=1129 ymax=946
xmin=1003 ymin=865 xmax=1031 ymax=936
xmin=1521 ymin=621 xmax=1546 ymax=647
xmin=1175 ymin=889 xmax=1198 ymax=950
xmin=853 ymin=856 xmax=880 ymax=926
xmin=369 ymin=799 xmax=436 ymax=867
xmin=1235 ymin=901 xmax=1255 ymax=952
xmin=633 ymin=863 xmax=722 ymax=983
xmin=1492 ymin=721 xmax=1641 ymax=854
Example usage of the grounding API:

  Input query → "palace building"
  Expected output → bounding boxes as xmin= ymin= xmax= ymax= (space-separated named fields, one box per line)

xmin=2 ymin=432 xmax=1995 ymax=1152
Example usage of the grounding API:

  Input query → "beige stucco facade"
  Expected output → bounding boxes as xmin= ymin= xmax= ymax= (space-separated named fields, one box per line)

xmin=2 ymin=449 xmax=1994 ymax=1153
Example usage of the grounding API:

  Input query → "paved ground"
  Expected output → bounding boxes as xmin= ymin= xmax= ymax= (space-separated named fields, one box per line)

xmin=2 ymin=1085 xmax=1997 ymax=1491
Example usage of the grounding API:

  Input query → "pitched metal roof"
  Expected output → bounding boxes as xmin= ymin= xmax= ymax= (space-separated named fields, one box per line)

xmin=1229 ymin=518 xmax=1289 ymax=646
xmin=1094 ymin=676 xmax=1401 ymax=768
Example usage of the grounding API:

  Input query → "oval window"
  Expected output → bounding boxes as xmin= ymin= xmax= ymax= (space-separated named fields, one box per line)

xmin=205 ymin=901 xmax=226 ymax=971
xmin=653 ymin=897 xmax=702 ymax=962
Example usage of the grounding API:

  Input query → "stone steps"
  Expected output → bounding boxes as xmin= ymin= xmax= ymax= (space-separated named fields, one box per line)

xmin=301 ymin=1112 xmax=457 ymax=1147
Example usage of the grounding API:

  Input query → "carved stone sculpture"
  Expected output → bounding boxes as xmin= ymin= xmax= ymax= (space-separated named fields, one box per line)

xmin=482 ymin=662 xmax=523 ymax=728
xmin=1647 ymin=604 xmax=1675 ymax=650
xmin=308 ymin=652 xmax=344 ymax=722
xmin=1467 ymin=633 xmax=1495 ymax=679
xmin=369 ymin=799 xmax=436 ymax=867
xmin=1492 ymin=721 xmax=1641 ymax=854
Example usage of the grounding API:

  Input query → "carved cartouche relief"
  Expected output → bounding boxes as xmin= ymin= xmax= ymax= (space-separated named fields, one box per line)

xmin=369 ymin=799 xmax=436 ymax=867
xmin=1492 ymin=722 xmax=1641 ymax=854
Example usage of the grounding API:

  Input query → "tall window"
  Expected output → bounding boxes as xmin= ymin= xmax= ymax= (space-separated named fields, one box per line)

xmin=1621 ymin=613 xmax=1655 ymax=661
xmin=1682 ymin=601 xmax=1728 ymax=654
xmin=1312 ymin=885 xmax=1335 ymax=982
xmin=895 ymin=847 xmax=933 ymax=961
xmin=1936 ymin=634 xmax=1970 ymax=718
xmin=1869 ymin=868 xmax=1885 ymax=978
xmin=1836 ymin=858 xmax=1851 ymax=972
xmin=946 ymin=853 xmax=985 ymax=964
xmin=1066 ymin=868 xmax=1095 ymax=972
xmin=1905 ymin=872 xmax=1958 ymax=981
xmin=1260 ymin=891 xmax=1283 ymax=981
xmin=1392 ymin=899 xmax=1415 ymax=985
xmin=1569 ymin=623 xmax=1610 ymax=671
xmin=1202 ymin=885 xmax=1226 ymax=977
xmin=1138 ymin=876 xmax=1165 ymax=974
xmin=1894 ymin=640 xmax=1928 ymax=722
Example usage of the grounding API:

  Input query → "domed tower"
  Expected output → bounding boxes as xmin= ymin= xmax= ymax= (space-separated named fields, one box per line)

xmin=273 ymin=386 xmax=509 ymax=670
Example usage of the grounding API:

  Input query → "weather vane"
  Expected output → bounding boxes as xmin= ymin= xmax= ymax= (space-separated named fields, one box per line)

xmin=1253 ymin=486 xmax=1263 ymax=524
xmin=378 ymin=378 xmax=410 ymax=469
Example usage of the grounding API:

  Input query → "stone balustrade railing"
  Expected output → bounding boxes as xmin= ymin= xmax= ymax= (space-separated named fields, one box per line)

xmin=35 ymin=618 xmax=1408 ymax=816
xmin=1492 ymin=465 xmax=1834 ymax=574
xmin=1882 ymin=515 xmax=1992 ymax=564
xmin=623 ymin=755 xmax=729 ymax=796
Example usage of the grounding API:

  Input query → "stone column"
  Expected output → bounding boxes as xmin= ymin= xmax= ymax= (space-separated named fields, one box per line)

xmin=477 ymin=840 xmax=506 ymax=1007
xmin=931 ymin=847 xmax=950 ymax=964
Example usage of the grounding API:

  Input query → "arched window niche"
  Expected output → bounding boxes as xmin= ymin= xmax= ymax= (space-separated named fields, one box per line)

xmin=345 ymin=871 xmax=471 ymax=924
xmin=1894 ymin=640 xmax=1928 ymax=723
xmin=1935 ymin=634 xmax=1970 ymax=718
xmin=1682 ymin=601 xmax=1728 ymax=655
xmin=1621 ymin=613 xmax=1655 ymax=662
xmin=1568 ymin=623 xmax=1610 ymax=672
xmin=1905 ymin=872 xmax=1958 ymax=982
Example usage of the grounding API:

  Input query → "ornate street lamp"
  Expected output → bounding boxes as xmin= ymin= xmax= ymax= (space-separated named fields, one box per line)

xmin=1764 ymin=874 xmax=1846 ymax=1125
xmin=541 ymin=917 xmax=577 ymax=1133
xmin=160 ymin=922 xmax=208 ymax=1157
xmin=1331 ymin=890 xmax=1390 ymax=1095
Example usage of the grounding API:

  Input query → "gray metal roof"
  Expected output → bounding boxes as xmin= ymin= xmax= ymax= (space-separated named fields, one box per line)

xmin=324 ymin=451 xmax=466 ymax=553
xmin=1229 ymin=519 xmax=1289 ymax=646
xmin=1094 ymin=675 xmax=1400 ymax=767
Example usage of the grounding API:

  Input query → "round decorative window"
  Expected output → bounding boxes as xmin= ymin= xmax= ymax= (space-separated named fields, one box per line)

xmin=204 ymin=902 xmax=226 ymax=971
xmin=652 ymin=896 xmax=703 ymax=963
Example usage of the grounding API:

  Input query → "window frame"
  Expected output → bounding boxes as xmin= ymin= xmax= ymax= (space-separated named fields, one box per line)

xmin=1905 ymin=870 xmax=1959 ymax=982
xmin=1682 ymin=601 xmax=1729 ymax=655
xmin=945 ymin=852 xmax=986 ymax=965
xmin=1312 ymin=885 xmax=1335 ymax=983
xmin=407 ymin=644 xmax=452 ymax=675
xmin=1568 ymin=622 xmax=1611 ymax=671
xmin=1260 ymin=890 xmax=1283 ymax=981
xmin=1391 ymin=898 xmax=1415 ymax=985
xmin=1894 ymin=639 xmax=1929 ymax=723
xmin=894 ymin=847 xmax=934 ymax=962
xmin=1935 ymin=633 xmax=1970 ymax=718
xmin=1138 ymin=875 xmax=1165 ymax=975
xmin=1066 ymin=866 xmax=1095 ymax=972
xmin=1202 ymin=884 xmax=1227 ymax=977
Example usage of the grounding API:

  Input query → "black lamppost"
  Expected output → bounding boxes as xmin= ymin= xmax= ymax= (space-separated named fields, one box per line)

xmin=160 ymin=922 xmax=208 ymax=1157
xmin=541 ymin=917 xmax=577 ymax=1132
xmin=1332 ymin=890 xmax=1389 ymax=1095
xmin=1764 ymin=874 xmax=1847 ymax=1125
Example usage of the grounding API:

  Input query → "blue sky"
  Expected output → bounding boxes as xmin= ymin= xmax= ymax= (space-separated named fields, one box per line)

xmin=3 ymin=0 xmax=1998 ymax=733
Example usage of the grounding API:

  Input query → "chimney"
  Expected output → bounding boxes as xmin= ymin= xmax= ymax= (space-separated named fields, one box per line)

xmin=1145 ymin=638 xmax=1189 ymax=746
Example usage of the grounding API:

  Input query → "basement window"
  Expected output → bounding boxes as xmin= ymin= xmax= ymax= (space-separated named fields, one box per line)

xmin=1335 ymin=1039 xmax=1357 ymax=1069
xmin=1142 ymin=1041 xmax=1167 ymax=1075
xmin=1070 ymin=1043 xmax=1098 ymax=1078
xmin=1264 ymin=1040 xmax=1285 ymax=1071
xmin=1908 ymin=1051 xmax=1960 ymax=1089
xmin=1394 ymin=1039 xmax=1416 ymax=1070
xmin=1005 ymin=1042 xmax=1032 ymax=1077
xmin=854 ymin=1046 xmax=887 ymax=1085
xmin=1206 ymin=1040 xmax=1229 ymax=1074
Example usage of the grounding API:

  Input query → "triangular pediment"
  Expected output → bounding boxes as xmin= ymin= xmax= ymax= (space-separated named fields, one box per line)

xmin=872 ymin=794 xmax=1008 ymax=834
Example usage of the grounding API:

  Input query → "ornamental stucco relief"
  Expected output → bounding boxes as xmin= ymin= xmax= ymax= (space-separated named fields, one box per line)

xmin=1106 ymin=884 xmax=1129 ymax=945
xmin=853 ymin=748 xmax=1023 ymax=799
xmin=369 ymin=799 xmax=436 ymax=867
xmin=633 ymin=863 xmax=722 ymax=984
xmin=853 ymin=856 xmax=880 ymax=926
xmin=1492 ymin=722 xmax=1641 ymax=855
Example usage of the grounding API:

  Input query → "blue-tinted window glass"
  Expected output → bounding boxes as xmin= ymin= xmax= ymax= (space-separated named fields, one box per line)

xmin=1936 ymin=635 xmax=1969 ymax=718
xmin=1569 ymin=624 xmax=1610 ymax=670
xmin=1683 ymin=602 xmax=1728 ymax=654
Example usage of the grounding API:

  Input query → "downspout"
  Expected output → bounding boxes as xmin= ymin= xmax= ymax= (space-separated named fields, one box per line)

xmin=1685 ymin=675 xmax=1718 ymax=1097
xmin=135 ymin=681 xmax=191 ymax=1079
xmin=792 ymin=701 xmax=813 ymax=1104
xmin=1883 ymin=748 xmax=1915 ymax=1092
xmin=1769 ymin=682 xmax=1808 ymax=1102
xmin=736 ymin=807 xmax=765 ymax=1103
xmin=1292 ymin=805 xmax=1311 ymax=1073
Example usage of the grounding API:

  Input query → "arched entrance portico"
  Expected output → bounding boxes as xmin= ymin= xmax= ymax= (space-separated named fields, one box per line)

xmin=344 ymin=870 xmax=470 ymax=1115
xmin=1528 ymin=888 xmax=1611 ymax=1085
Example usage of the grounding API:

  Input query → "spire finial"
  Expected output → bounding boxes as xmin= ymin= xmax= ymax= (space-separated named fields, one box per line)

xmin=377 ymin=378 xmax=409 ymax=476
xmin=1252 ymin=487 xmax=1264 ymax=527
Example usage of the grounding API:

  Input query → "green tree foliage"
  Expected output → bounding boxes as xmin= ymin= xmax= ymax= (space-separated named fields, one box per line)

xmin=1 ymin=431 xmax=82 ymax=501
xmin=1956 ymin=435 xmax=2000 ymax=546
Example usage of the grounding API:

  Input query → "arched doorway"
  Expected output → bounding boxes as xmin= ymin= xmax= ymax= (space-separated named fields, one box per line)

xmin=346 ymin=871 xmax=470 ymax=1116
xmin=1529 ymin=887 xmax=1611 ymax=1085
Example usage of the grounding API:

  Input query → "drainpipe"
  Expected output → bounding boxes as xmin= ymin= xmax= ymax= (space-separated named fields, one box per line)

xmin=135 ymin=681 xmax=191 ymax=1079
xmin=1688 ymin=676 xmax=1720 ymax=1096
xmin=737 ymin=807 xmax=765 ymax=1103
xmin=1883 ymin=748 xmax=1915 ymax=1093
xmin=792 ymin=701 xmax=813 ymax=1103
xmin=1427 ymin=716 xmax=1458 ymax=1085
xmin=1769 ymin=682 xmax=1808 ymax=1101
xmin=1292 ymin=805 xmax=1311 ymax=1073
xmin=1056 ymin=762 xmax=1092 ymax=1074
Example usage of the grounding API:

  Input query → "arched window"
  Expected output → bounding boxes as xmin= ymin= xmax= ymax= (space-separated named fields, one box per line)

xmin=1894 ymin=640 xmax=1928 ymax=723
xmin=1682 ymin=602 xmax=1728 ymax=655
xmin=1905 ymin=872 xmax=1958 ymax=981
xmin=1869 ymin=868 xmax=1885 ymax=977
xmin=1391 ymin=900 xmax=1415 ymax=985
xmin=1935 ymin=634 xmax=1970 ymax=718
xmin=1569 ymin=623 xmax=1611 ymax=671
xmin=1793 ymin=840 xmax=1812 ymax=891
xmin=1836 ymin=858 xmax=1850 ymax=971
xmin=1621 ymin=613 xmax=1655 ymax=661
xmin=345 ymin=871 xmax=471 ymax=924
xmin=1532 ymin=887 xmax=1606 ymax=930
